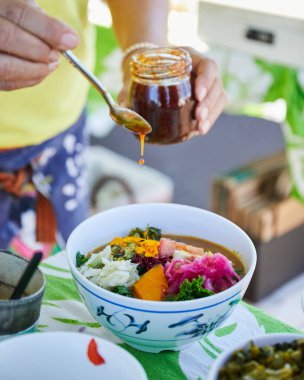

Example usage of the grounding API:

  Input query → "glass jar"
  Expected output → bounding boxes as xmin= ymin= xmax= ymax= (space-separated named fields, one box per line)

xmin=128 ymin=47 xmax=198 ymax=144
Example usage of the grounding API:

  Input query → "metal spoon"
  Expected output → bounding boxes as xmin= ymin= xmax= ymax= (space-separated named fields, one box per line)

xmin=62 ymin=51 xmax=152 ymax=135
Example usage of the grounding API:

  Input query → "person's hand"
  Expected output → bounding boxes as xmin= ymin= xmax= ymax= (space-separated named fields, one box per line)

xmin=119 ymin=46 xmax=226 ymax=136
xmin=186 ymin=47 xmax=227 ymax=135
xmin=0 ymin=0 xmax=79 ymax=91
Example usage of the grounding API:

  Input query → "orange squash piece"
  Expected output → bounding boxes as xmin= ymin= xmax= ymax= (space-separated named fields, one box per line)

xmin=133 ymin=265 xmax=168 ymax=301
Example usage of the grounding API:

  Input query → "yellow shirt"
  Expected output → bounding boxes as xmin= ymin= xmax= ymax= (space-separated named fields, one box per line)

xmin=0 ymin=0 xmax=95 ymax=148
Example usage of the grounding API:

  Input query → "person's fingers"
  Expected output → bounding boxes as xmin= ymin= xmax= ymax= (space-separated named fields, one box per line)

xmin=0 ymin=0 xmax=79 ymax=50
xmin=195 ymin=77 xmax=223 ymax=123
xmin=23 ymin=0 xmax=42 ymax=10
xmin=0 ymin=16 xmax=60 ymax=63
xmin=0 ymin=52 xmax=56 ymax=83
xmin=193 ymin=58 xmax=218 ymax=102
xmin=198 ymin=92 xmax=227 ymax=135
xmin=0 ymin=78 xmax=44 ymax=91
xmin=184 ymin=47 xmax=218 ymax=102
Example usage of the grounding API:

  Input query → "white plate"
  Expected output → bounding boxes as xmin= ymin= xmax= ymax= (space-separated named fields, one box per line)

xmin=0 ymin=332 xmax=147 ymax=380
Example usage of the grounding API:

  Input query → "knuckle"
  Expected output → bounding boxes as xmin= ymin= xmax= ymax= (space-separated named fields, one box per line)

xmin=44 ymin=18 xmax=67 ymax=46
xmin=5 ymin=2 xmax=28 ymax=26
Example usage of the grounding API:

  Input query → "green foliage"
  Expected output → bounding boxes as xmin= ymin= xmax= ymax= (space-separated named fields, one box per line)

xmin=112 ymin=285 xmax=134 ymax=298
xmin=169 ymin=276 xmax=214 ymax=301
xmin=128 ymin=225 xmax=162 ymax=241
xmin=76 ymin=252 xmax=89 ymax=267
xmin=129 ymin=227 xmax=144 ymax=238
xmin=145 ymin=226 xmax=162 ymax=241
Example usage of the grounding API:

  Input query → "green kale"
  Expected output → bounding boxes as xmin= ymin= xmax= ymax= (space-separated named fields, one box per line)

xmin=76 ymin=252 xmax=89 ymax=267
xmin=129 ymin=227 xmax=145 ymax=238
xmin=169 ymin=275 xmax=214 ymax=301
xmin=128 ymin=225 xmax=162 ymax=241
xmin=145 ymin=226 xmax=162 ymax=241
xmin=111 ymin=285 xmax=134 ymax=298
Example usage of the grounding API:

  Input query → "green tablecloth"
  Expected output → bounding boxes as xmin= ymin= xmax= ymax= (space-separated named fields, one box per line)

xmin=38 ymin=251 xmax=301 ymax=380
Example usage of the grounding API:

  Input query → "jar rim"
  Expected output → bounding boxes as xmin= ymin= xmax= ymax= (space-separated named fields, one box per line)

xmin=131 ymin=47 xmax=192 ymax=82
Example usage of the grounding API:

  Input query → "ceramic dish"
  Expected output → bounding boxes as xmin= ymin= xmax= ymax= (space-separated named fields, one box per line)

xmin=66 ymin=203 xmax=257 ymax=353
xmin=207 ymin=333 xmax=304 ymax=380
xmin=0 ymin=332 xmax=147 ymax=380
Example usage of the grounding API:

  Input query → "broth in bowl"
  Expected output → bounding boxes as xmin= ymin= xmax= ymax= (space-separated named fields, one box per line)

xmin=76 ymin=226 xmax=245 ymax=302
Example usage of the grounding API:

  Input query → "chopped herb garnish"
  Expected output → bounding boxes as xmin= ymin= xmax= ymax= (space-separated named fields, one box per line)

xmin=76 ymin=252 xmax=89 ymax=267
xmin=111 ymin=285 xmax=134 ymax=297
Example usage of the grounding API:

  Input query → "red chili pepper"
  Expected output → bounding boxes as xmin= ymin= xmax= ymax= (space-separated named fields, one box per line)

xmin=87 ymin=338 xmax=106 ymax=365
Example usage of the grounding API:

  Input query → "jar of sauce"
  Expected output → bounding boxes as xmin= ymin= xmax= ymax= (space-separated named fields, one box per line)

xmin=128 ymin=47 xmax=198 ymax=144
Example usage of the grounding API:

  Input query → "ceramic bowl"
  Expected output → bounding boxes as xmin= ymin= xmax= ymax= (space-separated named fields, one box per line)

xmin=207 ymin=333 xmax=304 ymax=380
xmin=66 ymin=203 xmax=256 ymax=353
xmin=0 ymin=250 xmax=45 ymax=339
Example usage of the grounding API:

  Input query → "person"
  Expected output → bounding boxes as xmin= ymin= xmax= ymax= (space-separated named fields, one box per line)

xmin=0 ymin=0 xmax=226 ymax=254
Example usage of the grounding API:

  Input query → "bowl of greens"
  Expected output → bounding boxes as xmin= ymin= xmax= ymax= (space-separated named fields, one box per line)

xmin=66 ymin=203 xmax=256 ymax=353
xmin=207 ymin=333 xmax=304 ymax=380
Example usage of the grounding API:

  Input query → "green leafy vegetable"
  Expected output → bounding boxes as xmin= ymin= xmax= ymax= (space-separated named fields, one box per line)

xmin=76 ymin=252 xmax=89 ymax=267
xmin=145 ymin=226 xmax=162 ymax=241
xmin=168 ymin=275 xmax=214 ymax=301
xmin=128 ymin=225 xmax=162 ymax=241
xmin=129 ymin=227 xmax=144 ymax=238
xmin=111 ymin=285 xmax=134 ymax=297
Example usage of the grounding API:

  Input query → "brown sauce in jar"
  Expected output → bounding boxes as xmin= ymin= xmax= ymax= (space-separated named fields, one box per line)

xmin=129 ymin=48 xmax=198 ymax=145
xmin=130 ymin=81 xmax=197 ymax=144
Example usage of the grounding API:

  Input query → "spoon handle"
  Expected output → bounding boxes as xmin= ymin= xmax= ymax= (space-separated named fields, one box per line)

xmin=62 ymin=50 xmax=115 ymax=109
xmin=10 ymin=252 xmax=43 ymax=300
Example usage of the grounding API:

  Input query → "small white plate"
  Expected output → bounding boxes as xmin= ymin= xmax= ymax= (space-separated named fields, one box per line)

xmin=0 ymin=332 xmax=147 ymax=380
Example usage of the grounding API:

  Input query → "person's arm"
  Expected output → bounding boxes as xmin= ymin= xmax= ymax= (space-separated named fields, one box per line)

xmin=108 ymin=0 xmax=226 ymax=135
xmin=107 ymin=0 xmax=168 ymax=50
xmin=0 ymin=0 xmax=79 ymax=91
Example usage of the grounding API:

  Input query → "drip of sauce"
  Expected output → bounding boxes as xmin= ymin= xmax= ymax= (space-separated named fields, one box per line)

xmin=138 ymin=132 xmax=145 ymax=165
xmin=87 ymin=338 xmax=106 ymax=366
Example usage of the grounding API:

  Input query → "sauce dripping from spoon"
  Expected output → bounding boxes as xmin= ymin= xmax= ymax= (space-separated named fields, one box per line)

xmin=138 ymin=132 xmax=145 ymax=165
